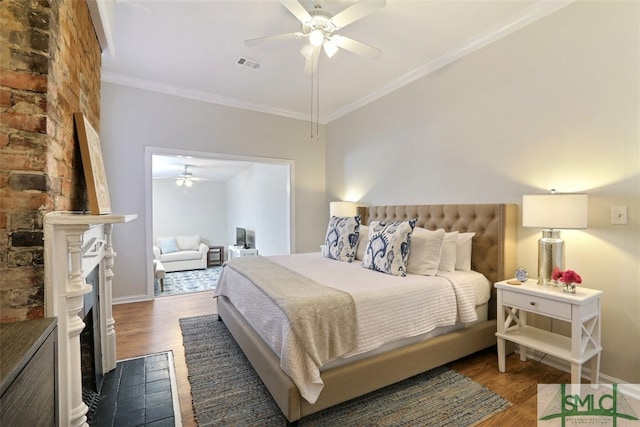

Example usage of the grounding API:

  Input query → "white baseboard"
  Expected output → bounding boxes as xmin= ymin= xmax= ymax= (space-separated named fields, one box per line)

xmin=112 ymin=294 xmax=153 ymax=305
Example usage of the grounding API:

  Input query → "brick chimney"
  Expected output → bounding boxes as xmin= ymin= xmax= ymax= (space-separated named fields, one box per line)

xmin=1 ymin=0 xmax=102 ymax=322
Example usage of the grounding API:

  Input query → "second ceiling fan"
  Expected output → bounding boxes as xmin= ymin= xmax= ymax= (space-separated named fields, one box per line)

xmin=245 ymin=0 xmax=386 ymax=72
xmin=174 ymin=165 xmax=210 ymax=187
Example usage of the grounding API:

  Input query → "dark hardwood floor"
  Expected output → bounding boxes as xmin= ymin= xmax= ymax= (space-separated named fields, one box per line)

xmin=113 ymin=291 xmax=570 ymax=426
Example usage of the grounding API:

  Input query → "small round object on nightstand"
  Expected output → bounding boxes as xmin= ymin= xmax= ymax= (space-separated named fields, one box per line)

xmin=515 ymin=267 xmax=528 ymax=283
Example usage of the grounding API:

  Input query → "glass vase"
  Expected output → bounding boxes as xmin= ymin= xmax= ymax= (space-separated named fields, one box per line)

xmin=563 ymin=283 xmax=576 ymax=293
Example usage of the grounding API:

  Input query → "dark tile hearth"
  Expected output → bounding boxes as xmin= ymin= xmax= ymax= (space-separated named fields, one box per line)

xmin=89 ymin=352 xmax=177 ymax=427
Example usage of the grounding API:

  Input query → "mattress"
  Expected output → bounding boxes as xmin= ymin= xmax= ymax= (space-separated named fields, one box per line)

xmin=214 ymin=252 xmax=491 ymax=403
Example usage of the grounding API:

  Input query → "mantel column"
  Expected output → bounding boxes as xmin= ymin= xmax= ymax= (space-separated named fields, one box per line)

xmin=101 ymin=223 xmax=117 ymax=372
xmin=61 ymin=226 xmax=93 ymax=427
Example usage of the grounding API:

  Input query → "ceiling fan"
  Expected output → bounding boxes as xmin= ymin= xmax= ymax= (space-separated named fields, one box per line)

xmin=245 ymin=0 xmax=386 ymax=72
xmin=173 ymin=165 xmax=210 ymax=187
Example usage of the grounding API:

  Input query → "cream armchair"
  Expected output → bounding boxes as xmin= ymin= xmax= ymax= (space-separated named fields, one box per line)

xmin=152 ymin=235 xmax=209 ymax=272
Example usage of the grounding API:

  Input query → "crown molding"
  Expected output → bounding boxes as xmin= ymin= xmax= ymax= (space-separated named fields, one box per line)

xmin=100 ymin=71 xmax=313 ymax=122
xmin=101 ymin=0 xmax=573 ymax=125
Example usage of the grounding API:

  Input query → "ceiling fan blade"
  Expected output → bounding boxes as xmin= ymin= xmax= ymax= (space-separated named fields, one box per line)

xmin=331 ymin=35 xmax=381 ymax=59
xmin=302 ymin=45 xmax=321 ymax=74
xmin=279 ymin=0 xmax=312 ymax=24
xmin=245 ymin=32 xmax=304 ymax=46
xmin=329 ymin=0 xmax=386 ymax=29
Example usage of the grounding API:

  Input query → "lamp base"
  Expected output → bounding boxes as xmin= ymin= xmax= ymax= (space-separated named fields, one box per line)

xmin=537 ymin=230 xmax=564 ymax=285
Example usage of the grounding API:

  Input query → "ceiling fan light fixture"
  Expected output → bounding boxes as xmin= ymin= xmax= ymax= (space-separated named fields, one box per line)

xmin=323 ymin=38 xmax=338 ymax=58
xmin=300 ymin=43 xmax=313 ymax=58
xmin=309 ymin=28 xmax=324 ymax=46
xmin=176 ymin=178 xmax=184 ymax=186
xmin=184 ymin=179 xmax=193 ymax=188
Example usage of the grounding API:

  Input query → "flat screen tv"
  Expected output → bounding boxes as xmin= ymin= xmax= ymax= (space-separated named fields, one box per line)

xmin=235 ymin=227 xmax=247 ymax=248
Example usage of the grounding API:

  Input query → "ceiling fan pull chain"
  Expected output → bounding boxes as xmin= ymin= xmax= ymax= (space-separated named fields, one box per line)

xmin=316 ymin=58 xmax=320 ymax=140
xmin=310 ymin=54 xmax=314 ymax=138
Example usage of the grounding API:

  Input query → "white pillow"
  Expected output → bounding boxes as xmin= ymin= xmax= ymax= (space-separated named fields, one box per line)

xmin=455 ymin=232 xmax=476 ymax=271
xmin=323 ymin=216 xmax=360 ymax=262
xmin=362 ymin=219 xmax=416 ymax=277
xmin=355 ymin=225 xmax=369 ymax=260
xmin=407 ymin=227 xmax=446 ymax=276
xmin=176 ymin=235 xmax=201 ymax=251
xmin=438 ymin=231 xmax=459 ymax=272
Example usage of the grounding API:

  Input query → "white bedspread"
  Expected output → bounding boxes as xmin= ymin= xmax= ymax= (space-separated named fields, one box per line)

xmin=214 ymin=252 xmax=490 ymax=404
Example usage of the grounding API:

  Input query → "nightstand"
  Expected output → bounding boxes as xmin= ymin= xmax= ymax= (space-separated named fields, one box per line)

xmin=228 ymin=245 xmax=258 ymax=259
xmin=495 ymin=279 xmax=602 ymax=386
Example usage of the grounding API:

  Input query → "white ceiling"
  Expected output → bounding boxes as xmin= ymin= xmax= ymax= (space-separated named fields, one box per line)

xmin=152 ymin=154 xmax=255 ymax=181
xmin=102 ymin=0 xmax=573 ymax=124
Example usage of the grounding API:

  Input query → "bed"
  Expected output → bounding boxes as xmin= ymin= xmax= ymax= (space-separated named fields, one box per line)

xmin=215 ymin=204 xmax=517 ymax=423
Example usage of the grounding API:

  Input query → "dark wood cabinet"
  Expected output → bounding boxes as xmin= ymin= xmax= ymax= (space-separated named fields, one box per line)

xmin=208 ymin=245 xmax=225 ymax=266
xmin=1 ymin=318 xmax=58 ymax=426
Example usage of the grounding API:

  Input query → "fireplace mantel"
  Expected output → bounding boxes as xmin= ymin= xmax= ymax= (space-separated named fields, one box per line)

xmin=44 ymin=212 xmax=136 ymax=427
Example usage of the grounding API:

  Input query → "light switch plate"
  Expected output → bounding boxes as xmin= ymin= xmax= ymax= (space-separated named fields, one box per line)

xmin=611 ymin=206 xmax=628 ymax=225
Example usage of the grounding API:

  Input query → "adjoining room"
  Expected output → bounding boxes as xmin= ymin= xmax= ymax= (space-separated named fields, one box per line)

xmin=150 ymin=151 xmax=292 ymax=298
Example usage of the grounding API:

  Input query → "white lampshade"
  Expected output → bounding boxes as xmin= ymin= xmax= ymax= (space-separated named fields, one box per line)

xmin=523 ymin=193 xmax=588 ymax=285
xmin=523 ymin=194 xmax=588 ymax=229
xmin=329 ymin=201 xmax=357 ymax=217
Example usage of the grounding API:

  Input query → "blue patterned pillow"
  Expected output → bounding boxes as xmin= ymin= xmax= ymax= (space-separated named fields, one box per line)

xmin=158 ymin=237 xmax=180 ymax=254
xmin=362 ymin=219 xmax=417 ymax=277
xmin=323 ymin=216 xmax=360 ymax=262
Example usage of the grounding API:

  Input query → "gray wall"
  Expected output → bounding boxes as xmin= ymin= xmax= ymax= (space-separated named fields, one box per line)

xmin=226 ymin=163 xmax=291 ymax=256
xmin=326 ymin=2 xmax=639 ymax=383
xmin=152 ymin=179 xmax=228 ymax=246
xmin=100 ymin=83 xmax=327 ymax=303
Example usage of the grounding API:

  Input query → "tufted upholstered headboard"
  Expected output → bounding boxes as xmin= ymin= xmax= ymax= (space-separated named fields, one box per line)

xmin=361 ymin=204 xmax=517 ymax=319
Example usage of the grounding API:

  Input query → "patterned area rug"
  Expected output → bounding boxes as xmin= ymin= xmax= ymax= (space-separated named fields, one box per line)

xmin=179 ymin=314 xmax=511 ymax=426
xmin=155 ymin=266 xmax=222 ymax=297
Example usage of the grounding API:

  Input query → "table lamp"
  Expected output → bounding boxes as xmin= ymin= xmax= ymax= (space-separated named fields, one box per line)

xmin=329 ymin=201 xmax=357 ymax=217
xmin=522 ymin=193 xmax=588 ymax=285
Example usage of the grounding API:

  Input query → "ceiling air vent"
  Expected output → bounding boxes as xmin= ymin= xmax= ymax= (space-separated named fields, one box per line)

xmin=236 ymin=57 xmax=262 ymax=70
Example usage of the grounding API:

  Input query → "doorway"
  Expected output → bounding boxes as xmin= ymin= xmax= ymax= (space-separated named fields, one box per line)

xmin=145 ymin=147 xmax=294 ymax=299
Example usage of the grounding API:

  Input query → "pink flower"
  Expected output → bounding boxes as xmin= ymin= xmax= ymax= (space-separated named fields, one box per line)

xmin=554 ymin=269 xmax=582 ymax=284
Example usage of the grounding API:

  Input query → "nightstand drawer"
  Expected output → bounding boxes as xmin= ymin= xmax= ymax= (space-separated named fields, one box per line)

xmin=502 ymin=290 xmax=571 ymax=320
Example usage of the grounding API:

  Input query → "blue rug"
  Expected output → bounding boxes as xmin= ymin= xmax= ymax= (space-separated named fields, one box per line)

xmin=154 ymin=266 xmax=221 ymax=297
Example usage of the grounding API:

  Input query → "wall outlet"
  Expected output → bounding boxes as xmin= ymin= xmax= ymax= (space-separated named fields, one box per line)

xmin=611 ymin=206 xmax=628 ymax=225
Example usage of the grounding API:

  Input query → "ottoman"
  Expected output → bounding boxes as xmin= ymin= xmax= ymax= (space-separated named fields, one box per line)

xmin=154 ymin=259 xmax=166 ymax=291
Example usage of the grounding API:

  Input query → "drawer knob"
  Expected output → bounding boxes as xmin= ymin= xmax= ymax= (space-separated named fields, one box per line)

xmin=530 ymin=301 xmax=536 ymax=306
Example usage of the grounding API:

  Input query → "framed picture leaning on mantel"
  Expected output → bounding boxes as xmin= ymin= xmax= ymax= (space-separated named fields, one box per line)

xmin=74 ymin=112 xmax=112 ymax=214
